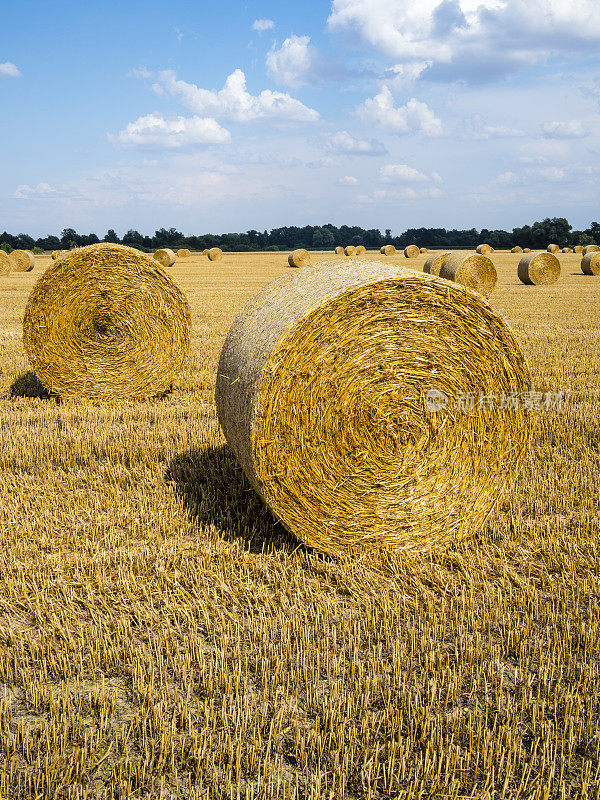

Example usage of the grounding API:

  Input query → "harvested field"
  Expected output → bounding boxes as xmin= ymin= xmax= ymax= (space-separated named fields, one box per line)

xmin=0 ymin=248 xmax=599 ymax=799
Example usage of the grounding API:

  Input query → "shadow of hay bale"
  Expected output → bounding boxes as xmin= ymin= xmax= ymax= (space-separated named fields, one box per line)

xmin=9 ymin=371 xmax=59 ymax=401
xmin=166 ymin=445 xmax=309 ymax=555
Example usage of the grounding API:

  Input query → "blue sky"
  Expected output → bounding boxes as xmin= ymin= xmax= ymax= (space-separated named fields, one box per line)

xmin=2 ymin=0 xmax=600 ymax=237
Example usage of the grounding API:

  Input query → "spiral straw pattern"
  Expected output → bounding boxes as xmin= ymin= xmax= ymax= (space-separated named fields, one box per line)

xmin=476 ymin=244 xmax=492 ymax=255
xmin=10 ymin=250 xmax=34 ymax=272
xmin=216 ymin=260 xmax=531 ymax=558
xmin=404 ymin=245 xmax=420 ymax=258
xmin=517 ymin=252 xmax=561 ymax=285
xmin=439 ymin=253 xmax=497 ymax=297
xmin=581 ymin=252 xmax=600 ymax=276
xmin=380 ymin=245 xmax=396 ymax=256
xmin=547 ymin=244 xmax=560 ymax=253
xmin=335 ymin=246 xmax=345 ymax=255
xmin=208 ymin=248 xmax=223 ymax=262
xmin=583 ymin=245 xmax=600 ymax=255
xmin=344 ymin=246 xmax=356 ymax=257
xmin=23 ymin=243 xmax=191 ymax=402
xmin=154 ymin=249 xmax=176 ymax=268
xmin=355 ymin=245 xmax=366 ymax=255
xmin=288 ymin=249 xmax=310 ymax=268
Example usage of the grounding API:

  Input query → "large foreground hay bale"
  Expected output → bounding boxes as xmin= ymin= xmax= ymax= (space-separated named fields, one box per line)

xmin=335 ymin=246 xmax=345 ymax=255
xmin=511 ymin=246 xmax=523 ymax=253
xmin=154 ymin=248 xmax=176 ymax=268
xmin=423 ymin=252 xmax=451 ymax=276
xmin=216 ymin=260 xmax=532 ymax=557
xmin=177 ymin=248 xmax=191 ymax=258
xmin=581 ymin=252 xmax=600 ymax=275
xmin=22 ymin=243 xmax=191 ymax=402
xmin=288 ymin=249 xmax=310 ymax=268
xmin=404 ymin=245 xmax=420 ymax=259
xmin=0 ymin=251 xmax=11 ymax=276
xmin=420 ymin=247 xmax=428 ymax=254
xmin=208 ymin=247 xmax=223 ymax=262
xmin=476 ymin=244 xmax=492 ymax=255
xmin=583 ymin=244 xmax=600 ymax=255
xmin=439 ymin=253 xmax=497 ymax=297
xmin=355 ymin=245 xmax=366 ymax=255
xmin=344 ymin=246 xmax=356 ymax=257
xmin=547 ymin=244 xmax=559 ymax=253
xmin=380 ymin=245 xmax=396 ymax=256
xmin=517 ymin=252 xmax=560 ymax=285
xmin=10 ymin=250 xmax=35 ymax=272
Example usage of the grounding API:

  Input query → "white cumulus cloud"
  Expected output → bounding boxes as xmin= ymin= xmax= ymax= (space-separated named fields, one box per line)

xmin=112 ymin=113 xmax=231 ymax=149
xmin=541 ymin=120 xmax=588 ymax=139
xmin=0 ymin=61 xmax=21 ymax=77
xmin=266 ymin=35 xmax=316 ymax=87
xmin=152 ymin=69 xmax=319 ymax=124
xmin=338 ymin=175 xmax=358 ymax=185
xmin=252 ymin=19 xmax=275 ymax=32
xmin=379 ymin=163 xmax=443 ymax=184
xmin=357 ymin=87 xmax=443 ymax=136
xmin=326 ymin=130 xmax=388 ymax=155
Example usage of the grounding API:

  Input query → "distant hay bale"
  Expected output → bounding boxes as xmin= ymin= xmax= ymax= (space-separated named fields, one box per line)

xmin=154 ymin=248 xmax=176 ymax=268
xmin=177 ymin=248 xmax=191 ymax=258
xmin=547 ymin=244 xmax=560 ymax=253
xmin=10 ymin=249 xmax=35 ymax=272
xmin=355 ymin=245 xmax=366 ymax=254
xmin=562 ymin=247 xmax=572 ymax=253
xmin=0 ymin=251 xmax=11 ymax=276
xmin=476 ymin=244 xmax=493 ymax=255
xmin=22 ymin=243 xmax=191 ymax=402
xmin=335 ymin=246 xmax=345 ymax=255
xmin=380 ymin=245 xmax=396 ymax=256
xmin=423 ymin=252 xmax=451 ymax=277
xmin=523 ymin=248 xmax=531 ymax=253
xmin=517 ymin=252 xmax=560 ymax=285
xmin=439 ymin=253 xmax=497 ymax=297
xmin=404 ymin=245 xmax=420 ymax=259
xmin=208 ymin=247 xmax=223 ymax=262
xmin=345 ymin=246 xmax=356 ymax=257
xmin=420 ymin=247 xmax=428 ymax=254
xmin=288 ymin=249 xmax=310 ymax=268
xmin=581 ymin=252 xmax=600 ymax=276
xmin=215 ymin=259 xmax=532 ymax=558
xmin=511 ymin=246 xmax=523 ymax=253
xmin=583 ymin=244 xmax=600 ymax=255
xmin=51 ymin=250 xmax=62 ymax=260
xmin=202 ymin=249 xmax=209 ymax=256
xmin=574 ymin=245 xmax=584 ymax=253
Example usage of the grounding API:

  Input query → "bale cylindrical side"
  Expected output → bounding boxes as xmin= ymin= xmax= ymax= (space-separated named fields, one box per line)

xmin=154 ymin=248 xmax=177 ymax=268
xmin=439 ymin=253 xmax=497 ymax=297
xmin=202 ymin=249 xmax=209 ymax=256
xmin=511 ymin=246 xmax=523 ymax=253
xmin=355 ymin=245 xmax=366 ymax=255
xmin=288 ymin=249 xmax=310 ymax=268
xmin=581 ymin=252 xmax=600 ymax=276
xmin=583 ymin=244 xmax=600 ymax=255
xmin=547 ymin=244 xmax=559 ymax=253
xmin=215 ymin=260 xmax=532 ymax=558
xmin=476 ymin=244 xmax=492 ymax=255
xmin=10 ymin=250 xmax=35 ymax=272
xmin=22 ymin=243 xmax=191 ymax=402
xmin=177 ymin=249 xmax=191 ymax=258
xmin=423 ymin=252 xmax=451 ymax=277
xmin=517 ymin=252 xmax=561 ymax=285
xmin=404 ymin=245 xmax=420 ymax=259
xmin=208 ymin=248 xmax=223 ymax=262
xmin=420 ymin=247 xmax=428 ymax=254
xmin=574 ymin=245 xmax=584 ymax=253
xmin=345 ymin=246 xmax=356 ymax=257
xmin=0 ymin=251 xmax=11 ymax=276
xmin=335 ymin=246 xmax=345 ymax=255
xmin=380 ymin=245 xmax=396 ymax=256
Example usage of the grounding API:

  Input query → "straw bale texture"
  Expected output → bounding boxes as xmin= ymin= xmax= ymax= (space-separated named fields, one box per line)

xmin=335 ymin=246 xmax=344 ymax=255
xmin=380 ymin=245 xmax=396 ymax=255
xmin=10 ymin=250 xmax=35 ymax=272
xmin=51 ymin=250 xmax=61 ymax=260
xmin=562 ymin=247 xmax=572 ymax=253
xmin=583 ymin=245 xmax=600 ymax=255
xmin=517 ymin=252 xmax=560 ymax=285
xmin=581 ymin=252 xmax=600 ymax=276
xmin=288 ymin=249 xmax=311 ymax=268
xmin=511 ymin=246 xmax=523 ymax=253
xmin=476 ymin=244 xmax=492 ymax=255
xmin=208 ymin=248 xmax=223 ymax=262
xmin=423 ymin=252 xmax=451 ymax=277
xmin=177 ymin=249 xmax=191 ymax=258
xmin=215 ymin=259 xmax=532 ymax=558
xmin=439 ymin=253 xmax=497 ymax=297
xmin=574 ymin=245 xmax=584 ymax=253
xmin=202 ymin=249 xmax=209 ymax=256
xmin=22 ymin=243 xmax=191 ymax=402
xmin=404 ymin=245 xmax=420 ymax=259
xmin=345 ymin=246 xmax=356 ymax=257
xmin=0 ymin=251 xmax=11 ymax=276
xmin=547 ymin=244 xmax=560 ymax=253
xmin=420 ymin=247 xmax=428 ymax=254
xmin=154 ymin=248 xmax=176 ymax=268
xmin=355 ymin=245 xmax=366 ymax=255
xmin=523 ymin=248 xmax=531 ymax=253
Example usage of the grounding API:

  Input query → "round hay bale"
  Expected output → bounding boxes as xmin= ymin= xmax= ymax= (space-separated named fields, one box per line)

xmin=345 ymin=246 xmax=356 ymax=257
xmin=202 ymin=249 xmax=209 ymax=256
xmin=335 ymin=246 xmax=345 ymax=255
xmin=208 ymin=247 xmax=223 ymax=262
xmin=562 ymin=247 xmax=572 ymax=253
xmin=581 ymin=252 xmax=600 ymax=276
xmin=215 ymin=260 xmax=532 ymax=558
xmin=0 ymin=251 xmax=11 ymax=276
xmin=10 ymin=249 xmax=35 ymax=272
xmin=439 ymin=253 xmax=497 ymax=297
xmin=288 ymin=249 xmax=310 ymax=268
xmin=423 ymin=252 xmax=451 ymax=277
xmin=523 ymin=247 xmax=531 ymax=253
xmin=574 ymin=245 xmax=584 ymax=253
xmin=177 ymin=248 xmax=191 ymax=258
xmin=355 ymin=245 xmax=366 ymax=255
xmin=511 ymin=246 xmax=523 ymax=253
xmin=547 ymin=244 xmax=559 ymax=253
xmin=404 ymin=245 xmax=420 ymax=259
xmin=154 ymin=248 xmax=176 ymax=268
xmin=51 ymin=250 xmax=62 ymax=260
xmin=583 ymin=244 xmax=600 ymax=255
xmin=380 ymin=245 xmax=396 ymax=256
xmin=22 ymin=243 xmax=191 ymax=402
xmin=517 ymin=252 xmax=560 ymax=285
xmin=420 ymin=247 xmax=428 ymax=254
xmin=476 ymin=244 xmax=492 ymax=255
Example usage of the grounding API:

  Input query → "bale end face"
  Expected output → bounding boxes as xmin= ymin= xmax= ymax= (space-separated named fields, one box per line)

xmin=154 ymin=248 xmax=176 ymax=268
xmin=583 ymin=244 xmax=600 ymax=255
xmin=518 ymin=252 xmax=560 ymax=285
xmin=335 ymin=246 xmax=345 ymax=255
xmin=511 ymin=246 xmax=523 ymax=253
xmin=10 ymin=250 xmax=35 ymax=272
xmin=439 ymin=253 xmax=497 ymax=297
xmin=476 ymin=244 xmax=493 ymax=255
xmin=344 ymin=246 xmax=356 ymax=257
xmin=288 ymin=249 xmax=310 ymax=268
xmin=581 ymin=252 xmax=600 ymax=276
xmin=423 ymin=252 xmax=451 ymax=277
xmin=404 ymin=245 xmax=420 ymax=259
xmin=380 ymin=245 xmax=396 ymax=256
xmin=208 ymin=248 xmax=223 ymax=262
xmin=547 ymin=244 xmax=560 ymax=253
xmin=177 ymin=248 xmax=191 ymax=258
xmin=355 ymin=245 xmax=366 ymax=255
xmin=420 ymin=247 xmax=428 ymax=254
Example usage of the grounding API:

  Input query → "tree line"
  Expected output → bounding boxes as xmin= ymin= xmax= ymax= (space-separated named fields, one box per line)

xmin=1 ymin=217 xmax=598 ymax=254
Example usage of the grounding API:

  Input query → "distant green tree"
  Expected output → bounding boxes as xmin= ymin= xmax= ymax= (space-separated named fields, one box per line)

xmin=103 ymin=229 xmax=120 ymax=244
xmin=312 ymin=227 xmax=335 ymax=248
xmin=0 ymin=242 xmax=13 ymax=254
